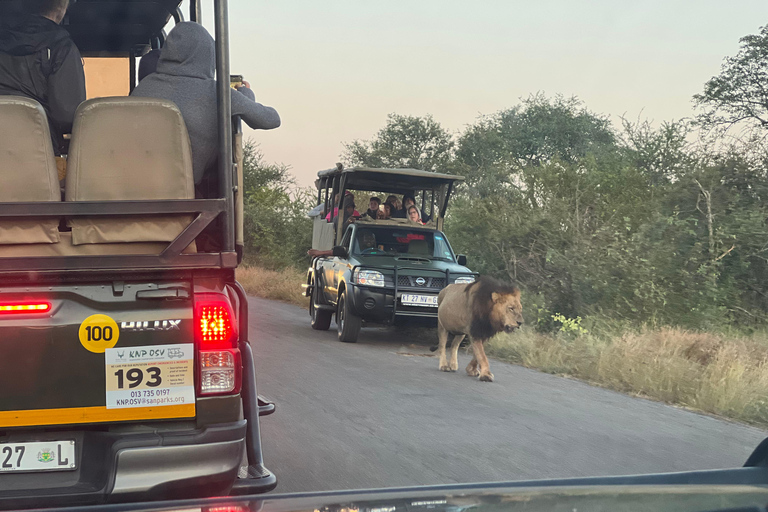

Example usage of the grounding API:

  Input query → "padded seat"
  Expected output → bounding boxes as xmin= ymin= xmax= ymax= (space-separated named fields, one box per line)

xmin=65 ymin=97 xmax=195 ymax=245
xmin=0 ymin=96 xmax=61 ymax=244
xmin=408 ymin=239 xmax=430 ymax=255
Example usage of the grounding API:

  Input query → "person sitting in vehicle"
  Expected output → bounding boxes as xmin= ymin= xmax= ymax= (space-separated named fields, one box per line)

xmin=332 ymin=195 xmax=358 ymax=227
xmin=377 ymin=202 xmax=392 ymax=220
xmin=131 ymin=22 xmax=280 ymax=196
xmin=387 ymin=195 xmax=406 ymax=218
xmin=307 ymin=192 xmax=337 ymax=219
xmin=403 ymin=194 xmax=431 ymax=223
xmin=326 ymin=191 xmax=360 ymax=221
xmin=407 ymin=205 xmax=425 ymax=225
xmin=0 ymin=0 xmax=86 ymax=155
xmin=363 ymin=197 xmax=381 ymax=219
xmin=356 ymin=230 xmax=377 ymax=252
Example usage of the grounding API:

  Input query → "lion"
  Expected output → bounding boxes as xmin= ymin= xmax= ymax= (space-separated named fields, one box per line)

xmin=433 ymin=276 xmax=523 ymax=382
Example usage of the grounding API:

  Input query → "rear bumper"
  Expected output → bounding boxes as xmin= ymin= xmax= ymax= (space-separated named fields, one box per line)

xmin=0 ymin=419 xmax=246 ymax=509
xmin=348 ymin=284 xmax=439 ymax=321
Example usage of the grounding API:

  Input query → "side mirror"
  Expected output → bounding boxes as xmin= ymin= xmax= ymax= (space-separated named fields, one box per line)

xmin=332 ymin=246 xmax=349 ymax=259
xmin=457 ymin=254 xmax=468 ymax=266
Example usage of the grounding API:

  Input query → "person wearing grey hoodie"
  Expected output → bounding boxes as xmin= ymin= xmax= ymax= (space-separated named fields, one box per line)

xmin=131 ymin=22 xmax=280 ymax=191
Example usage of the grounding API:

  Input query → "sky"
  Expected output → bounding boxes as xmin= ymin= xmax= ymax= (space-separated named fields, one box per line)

xmin=179 ymin=1 xmax=768 ymax=187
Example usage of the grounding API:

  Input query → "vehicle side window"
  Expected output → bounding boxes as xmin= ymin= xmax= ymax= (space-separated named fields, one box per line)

xmin=341 ymin=227 xmax=353 ymax=252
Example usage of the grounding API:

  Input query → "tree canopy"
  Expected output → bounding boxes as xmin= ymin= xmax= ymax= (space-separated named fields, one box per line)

xmin=694 ymin=25 xmax=768 ymax=134
xmin=342 ymin=113 xmax=453 ymax=173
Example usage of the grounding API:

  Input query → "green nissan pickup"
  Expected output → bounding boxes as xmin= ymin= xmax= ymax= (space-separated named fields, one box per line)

xmin=305 ymin=167 xmax=476 ymax=343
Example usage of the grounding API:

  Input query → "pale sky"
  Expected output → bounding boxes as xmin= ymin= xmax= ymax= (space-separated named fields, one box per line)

xmin=180 ymin=1 xmax=768 ymax=186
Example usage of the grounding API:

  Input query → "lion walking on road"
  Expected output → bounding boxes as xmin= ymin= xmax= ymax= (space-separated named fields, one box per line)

xmin=435 ymin=277 xmax=523 ymax=382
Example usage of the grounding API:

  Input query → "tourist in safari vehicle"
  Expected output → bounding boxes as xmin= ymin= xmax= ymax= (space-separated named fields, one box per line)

xmin=0 ymin=0 xmax=278 ymax=506
xmin=305 ymin=166 xmax=476 ymax=343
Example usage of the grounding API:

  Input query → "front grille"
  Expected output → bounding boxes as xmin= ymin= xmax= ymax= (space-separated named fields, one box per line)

xmin=397 ymin=276 xmax=445 ymax=289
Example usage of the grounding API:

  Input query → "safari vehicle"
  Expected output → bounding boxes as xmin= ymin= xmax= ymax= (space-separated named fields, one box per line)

xmin=0 ymin=0 xmax=275 ymax=507
xmin=304 ymin=166 xmax=475 ymax=343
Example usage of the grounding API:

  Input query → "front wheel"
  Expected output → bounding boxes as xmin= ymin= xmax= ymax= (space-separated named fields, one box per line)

xmin=337 ymin=289 xmax=361 ymax=343
xmin=310 ymin=279 xmax=332 ymax=331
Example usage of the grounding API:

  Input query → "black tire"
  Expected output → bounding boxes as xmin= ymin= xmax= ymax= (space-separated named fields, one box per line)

xmin=337 ymin=289 xmax=361 ymax=343
xmin=310 ymin=280 xmax=332 ymax=331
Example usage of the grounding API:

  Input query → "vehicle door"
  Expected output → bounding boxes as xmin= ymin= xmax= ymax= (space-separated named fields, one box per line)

xmin=320 ymin=226 xmax=351 ymax=303
xmin=331 ymin=226 xmax=353 ymax=297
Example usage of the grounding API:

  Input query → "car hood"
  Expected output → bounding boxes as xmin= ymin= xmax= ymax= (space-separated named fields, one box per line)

xmin=36 ymin=481 xmax=768 ymax=512
xmin=351 ymin=255 xmax=471 ymax=275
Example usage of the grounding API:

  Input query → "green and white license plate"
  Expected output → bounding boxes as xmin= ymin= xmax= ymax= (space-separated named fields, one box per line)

xmin=0 ymin=441 xmax=76 ymax=473
xmin=401 ymin=294 xmax=438 ymax=307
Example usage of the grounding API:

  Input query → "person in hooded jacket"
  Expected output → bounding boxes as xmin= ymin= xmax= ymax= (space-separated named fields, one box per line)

xmin=131 ymin=22 xmax=281 ymax=197
xmin=0 ymin=0 xmax=86 ymax=155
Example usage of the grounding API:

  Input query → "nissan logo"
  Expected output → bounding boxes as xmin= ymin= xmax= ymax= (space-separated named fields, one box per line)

xmin=415 ymin=277 xmax=427 ymax=286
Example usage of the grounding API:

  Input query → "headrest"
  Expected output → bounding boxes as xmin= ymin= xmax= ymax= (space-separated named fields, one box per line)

xmin=0 ymin=96 xmax=60 ymax=244
xmin=65 ymin=97 xmax=194 ymax=245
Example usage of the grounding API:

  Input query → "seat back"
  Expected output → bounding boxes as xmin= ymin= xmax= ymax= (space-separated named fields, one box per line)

xmin=408 ymin=239 xmax=430 ymax=255
xmin=65 ymin=97 xmax=195 ymax=245
xmin=0 ymin=96 xmax=61 ymax=244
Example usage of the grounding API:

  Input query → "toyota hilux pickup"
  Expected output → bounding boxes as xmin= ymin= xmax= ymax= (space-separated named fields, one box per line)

xmin=0 ymin=0 xmax=274 ymax=508
xmin=305 ymin=167 xmax=475 ymax=342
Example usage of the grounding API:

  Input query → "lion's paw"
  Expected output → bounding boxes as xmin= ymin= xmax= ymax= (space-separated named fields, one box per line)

xmin=478 ymin=371 xmax=494 ymax=382
xmin=439 ymin=365 xmax=454 ymax=372
xmin=466 ymin=366 xmax=480 ymax=377
xmin=449 ymin=360 xmax=459 ymax=371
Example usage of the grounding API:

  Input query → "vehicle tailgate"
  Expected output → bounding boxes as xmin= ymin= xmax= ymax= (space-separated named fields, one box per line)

xmin=0 ymin=280 xmax=195 ymax=428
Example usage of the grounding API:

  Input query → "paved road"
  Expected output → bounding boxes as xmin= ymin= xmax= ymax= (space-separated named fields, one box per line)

xmin=247 ymin=296 xmax=767 ymax=494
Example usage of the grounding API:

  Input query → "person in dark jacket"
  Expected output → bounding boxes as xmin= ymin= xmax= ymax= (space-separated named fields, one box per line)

xmin=0 ymin=0 xmax=86 ymax=155
xmin=363 ymin=196 xmax=381 ymax=219
xmin=131 ymin=22 xmax=280 ymax=192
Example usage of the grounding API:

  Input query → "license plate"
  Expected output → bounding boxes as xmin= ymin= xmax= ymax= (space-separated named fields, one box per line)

xmin=0 ymin=441 xmax=76 ymax=473
xmin=401 ymin=294 xmax=438 ymax=307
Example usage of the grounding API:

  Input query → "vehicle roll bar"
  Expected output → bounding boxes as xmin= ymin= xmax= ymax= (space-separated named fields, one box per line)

xmin=215 ymin=0 xmax=235 ymax=253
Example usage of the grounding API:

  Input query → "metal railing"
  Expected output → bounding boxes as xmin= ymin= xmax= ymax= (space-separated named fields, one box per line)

xmin=0 ymin=199 xmax=233 ymax=273
xmin=350 ymin=264 xmax=480 ymax=322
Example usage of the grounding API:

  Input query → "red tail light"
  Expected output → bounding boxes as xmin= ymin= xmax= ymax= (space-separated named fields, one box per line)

xmin=0 ymin=302 xmax=51 ymax=314
xmin=194 ymin=293 xmax=241 ymax=396
xmin=194 ymin=294 xmax=238 ymax=349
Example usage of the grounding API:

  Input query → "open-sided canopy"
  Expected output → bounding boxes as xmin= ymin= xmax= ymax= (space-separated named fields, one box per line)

xmin=316 ymin=167 xmax=463 ymax=195
xmin=0 ymin=0 xmax=183 ymax=55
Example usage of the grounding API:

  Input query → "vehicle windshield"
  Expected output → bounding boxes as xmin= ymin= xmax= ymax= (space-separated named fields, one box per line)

xmin=352 ymin=227 xmax=454 ymax=261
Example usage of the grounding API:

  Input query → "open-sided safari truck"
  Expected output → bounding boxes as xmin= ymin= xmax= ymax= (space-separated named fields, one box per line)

xmin=305 ymin=166 xmax=476 ymax=343
xmin=0 ymin=0 xmax=276 ymax=507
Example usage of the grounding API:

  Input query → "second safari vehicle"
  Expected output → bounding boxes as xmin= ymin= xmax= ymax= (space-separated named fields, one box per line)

xmin=305 ymin=166 xmax=475 ymax=343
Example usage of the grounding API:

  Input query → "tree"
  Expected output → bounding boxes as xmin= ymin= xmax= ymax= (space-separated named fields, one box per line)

xmin=342 ymin=114 xmax=454 ymax=173
xmin=694 ymin=25 xmax=768 ymax=134
xmin=455 ymin=94 xmax=617 ymax=199
xmin=241 ymin=141 xmax=313 ymax=269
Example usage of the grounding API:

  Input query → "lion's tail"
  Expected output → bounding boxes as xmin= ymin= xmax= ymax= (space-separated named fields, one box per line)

xmin=429 ymin=345 xmax=439 ymax=352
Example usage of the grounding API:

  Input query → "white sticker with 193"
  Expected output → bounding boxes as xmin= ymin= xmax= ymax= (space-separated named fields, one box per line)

xmin=104 ymin=344 xmax=194 ymax=409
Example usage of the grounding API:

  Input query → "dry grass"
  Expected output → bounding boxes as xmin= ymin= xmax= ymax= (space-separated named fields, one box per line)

xmin=486 ymin=327 xmax=768 ymax=427
xmin=237 ymin=265 xmax=309 ymax=308
xmin=238 ymin=265 xmax=768 ymax=427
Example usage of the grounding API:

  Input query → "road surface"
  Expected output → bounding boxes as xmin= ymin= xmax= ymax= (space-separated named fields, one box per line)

xmin=247 ymin=296 xmax=767 ymax=493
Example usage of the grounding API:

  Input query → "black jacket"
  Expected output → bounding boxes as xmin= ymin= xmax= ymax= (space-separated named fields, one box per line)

xmin=0 ymin=14 xmax=86 ymax=154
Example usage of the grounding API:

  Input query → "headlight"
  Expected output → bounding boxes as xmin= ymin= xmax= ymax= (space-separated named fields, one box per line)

xmin=356 ymin=270 xmax=386 ymax=287
xmin=454 ymin=276 xmax=475 ymax=284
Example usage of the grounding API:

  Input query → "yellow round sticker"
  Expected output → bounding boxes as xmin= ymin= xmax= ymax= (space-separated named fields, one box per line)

xmin=79 ymin=314 xmax=120 ymax=353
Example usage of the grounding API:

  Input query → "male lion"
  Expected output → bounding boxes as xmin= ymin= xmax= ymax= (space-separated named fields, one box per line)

xmin=434 ymin=276 xmax=523 ymax=382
